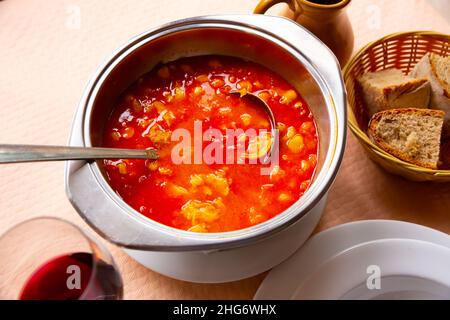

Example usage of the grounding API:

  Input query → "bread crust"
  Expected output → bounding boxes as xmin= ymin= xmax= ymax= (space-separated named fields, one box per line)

xmin=429 ymin=53 xmax=450 ymax=98
xmin=368 ymin=108 xmax=445 ymax=169
xmin=358 ymin=69 xmax=431 ymax=117
xmin=382 ymin=78 xmax=429 ymax=97
xmin=411 ymin=53 xmax=450 ymax=138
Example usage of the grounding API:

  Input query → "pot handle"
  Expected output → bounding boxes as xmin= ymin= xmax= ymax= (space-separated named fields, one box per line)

xmin=254 ymin=0 xmax=302 ymax=19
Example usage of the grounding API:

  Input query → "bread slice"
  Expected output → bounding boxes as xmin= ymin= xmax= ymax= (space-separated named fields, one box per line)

xmin=368 ymin=108 xmax=444 ymax=169
xmin=358 ymin=68 xmax=431 ymax=117
xmin=430 ymin=53 xmax=450 ymax=96
xmin=410 ymin=53 xmax=450 ymax=137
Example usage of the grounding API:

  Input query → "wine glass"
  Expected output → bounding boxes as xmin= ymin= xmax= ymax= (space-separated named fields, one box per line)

xmin=0 ymin=217 xmax=123 ymax=300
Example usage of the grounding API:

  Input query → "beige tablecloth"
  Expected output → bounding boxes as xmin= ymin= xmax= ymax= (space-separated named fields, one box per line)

xmin=0 ymin=0 xmax=449 ymax=299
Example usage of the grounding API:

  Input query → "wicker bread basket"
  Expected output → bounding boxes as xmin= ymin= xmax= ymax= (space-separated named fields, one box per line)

xmin=343 ymin=31 xmax=450 ymax=182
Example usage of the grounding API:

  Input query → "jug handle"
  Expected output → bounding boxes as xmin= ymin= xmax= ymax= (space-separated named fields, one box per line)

xmin=254 ymin=0 xmax=303 ymax=20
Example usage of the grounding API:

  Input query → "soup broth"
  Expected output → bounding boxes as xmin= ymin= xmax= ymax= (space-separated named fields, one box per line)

xmin=102 ymin=55 xmax=318 ymax=233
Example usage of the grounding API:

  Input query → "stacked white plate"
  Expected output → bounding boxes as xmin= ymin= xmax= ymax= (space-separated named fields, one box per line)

xmin=255 ymin=220 xmax=450 ymax=300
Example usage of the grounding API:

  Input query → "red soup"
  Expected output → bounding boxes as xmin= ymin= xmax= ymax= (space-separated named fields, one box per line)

xmin=103 ymin=55 xmax=318 ymax=233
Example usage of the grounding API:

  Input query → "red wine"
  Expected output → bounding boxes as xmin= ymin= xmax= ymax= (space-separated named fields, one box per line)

xmin=19 ymin=252 xmax=123 ymax=300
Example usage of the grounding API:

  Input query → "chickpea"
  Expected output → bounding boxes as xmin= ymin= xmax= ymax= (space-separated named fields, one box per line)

xmin=126 ymin=95 xmax=142 ymax=113
xmin=278 ymin=192 xmax=292 ymax=202
xmin=269 ymin=165 xmax=286 ymax=183
xmin=249 ymin=208 xmax=268 ymax=225
xmin=190 ymin=174 xmax=204 ymax=187
xmin=300 ymin=180 xmax=311 ymax=192
xmin=163 ymin=91 xmax=173 ymax=103
xmin=211 ymin=79 xmax=225 ymax=88
xmin=147 ymin=160 xmax=158 ymax=171
xmin=158 ymin=167 xmax=173 ymax=176
xmin=122 ymin=127 xmax=135 ymax=139
xmin=277 ymin=122 xmax=287 ymax=132
xmin=294 ymin=101 xmax=303 ymax=109
xmin=285 ymin=126 xmax=296 ymax=140
xmin=188 ymin=224 xmax=208 ymax=233
xmin=163 ymin=111 xmax=176 ymax=126
xmin=258 ymin=91 xmax=271 ymax=102
xmin=237 ymin=80 xmax=252 ymax=91
xmin=173 ymin=87 xmax=186 ymax=101
xmin=240 ymin=113 xmax=252 ymax=127
xmin=308 ymin=154 xmax=317 ymax=167
xmin=301 ymin=159 xmax=310 ymax=172
xmin=117 ymin=163 xmax=127 ymax=175
xmin=193 ymin=86 xmax=204 ymax=95
xmin=280 ymin=90 xmax=298 ymax=105
xmin=253 ymin=80 xmax=264 ymax=89
xmin=287 ymin=134 xmax=305 ymax=153
xmin=195 ymin=74 xmax=209 ymax=83
xmin=152 ymin=101 xmax=165 ymax=113
xmin=168 ymin=184 xmax=189 ymax=197
xmin=111 ymin=131 xmax=121 ymax=141
xmin=300 ymin=121 xmax=315 ymax=133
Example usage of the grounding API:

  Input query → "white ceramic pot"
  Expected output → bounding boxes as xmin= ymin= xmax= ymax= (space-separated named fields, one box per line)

xmin=65 ymin=15 xmax=346 ymax=283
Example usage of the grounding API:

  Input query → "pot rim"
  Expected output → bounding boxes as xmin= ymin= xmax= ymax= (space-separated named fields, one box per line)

xmin=67 ymin=14 xmax=346 ymax=251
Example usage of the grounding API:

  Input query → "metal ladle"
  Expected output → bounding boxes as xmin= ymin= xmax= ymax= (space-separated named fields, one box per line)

xmin=0 ymin=92 xmax=276 ymax=165
xmin=229 ymin=90 xmax=278 ymax=162
xmin=0 ymin=145 xmax=158 ymax=164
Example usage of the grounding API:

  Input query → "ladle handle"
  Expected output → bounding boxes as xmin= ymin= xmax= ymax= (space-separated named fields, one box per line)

xmin=0 ymin=144 xmax=158 ymax=164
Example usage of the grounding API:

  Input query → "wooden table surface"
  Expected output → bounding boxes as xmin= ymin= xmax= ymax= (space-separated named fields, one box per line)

xmin=0 ymin=0 xmax=449 ymax=299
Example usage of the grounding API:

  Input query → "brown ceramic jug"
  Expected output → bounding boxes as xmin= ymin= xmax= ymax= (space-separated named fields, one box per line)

xmin=254 ymin=0 xmax=354 ymax=66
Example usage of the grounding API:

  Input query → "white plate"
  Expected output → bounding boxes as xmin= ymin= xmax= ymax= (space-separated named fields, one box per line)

xmin=295 ymin=239 xmax=450 ymax=299
xmin=255 ymin=220 xmax=450 ymax=300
